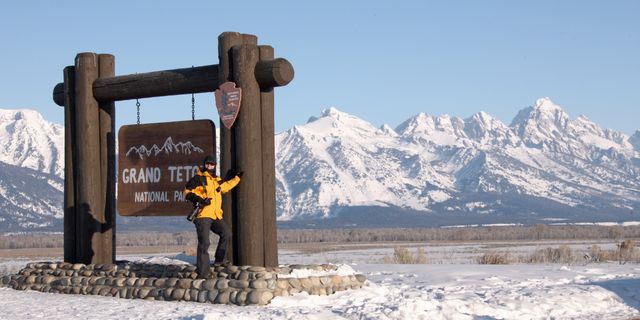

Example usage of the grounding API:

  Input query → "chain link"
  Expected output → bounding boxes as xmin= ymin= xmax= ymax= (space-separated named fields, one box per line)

xmin=191 ymin=93 xmax=195 ymax=120
xmin=191 ymin=66 xmax=196 ymax=121
xmin=136 ymin=99 xmax=141 ymax=125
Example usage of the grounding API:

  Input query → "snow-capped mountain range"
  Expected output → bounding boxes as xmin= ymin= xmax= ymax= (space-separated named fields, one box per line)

xmin=0 ymin=109 xmax=64 ymax=177
xmin=0 ymin=109 xmax=64 ymax=231
xmin=1 ymin=98 xmax=639 ymax=231
xmin=276 ymin=98 xmax=640 ymax=226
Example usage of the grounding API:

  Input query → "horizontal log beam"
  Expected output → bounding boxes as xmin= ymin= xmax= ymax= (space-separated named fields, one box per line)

xmin=53 ymin=59 xmax=294 ymax=106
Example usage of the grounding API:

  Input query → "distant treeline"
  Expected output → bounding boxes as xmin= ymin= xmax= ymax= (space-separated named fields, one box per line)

xmin=277 ymin=224 xmax=640 ymax=243
xmin=1 ymin=224 xmax=639 ymax=249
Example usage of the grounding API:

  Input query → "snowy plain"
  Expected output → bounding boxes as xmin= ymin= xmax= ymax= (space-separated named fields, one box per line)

xmin=1 ymin=242 xmax=640 ymax=320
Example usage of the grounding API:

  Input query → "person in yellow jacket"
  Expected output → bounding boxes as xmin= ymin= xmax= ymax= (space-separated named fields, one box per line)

xmin=184 ymin=155 xmax=242 ymax=278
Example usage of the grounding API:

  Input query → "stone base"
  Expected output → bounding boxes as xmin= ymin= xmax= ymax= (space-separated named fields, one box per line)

xmin=0 ymin=261 xmax=366 ymax=305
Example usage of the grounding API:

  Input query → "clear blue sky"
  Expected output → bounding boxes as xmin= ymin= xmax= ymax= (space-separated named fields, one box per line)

xmin=1 ymin=1 xmax=638 ymax=134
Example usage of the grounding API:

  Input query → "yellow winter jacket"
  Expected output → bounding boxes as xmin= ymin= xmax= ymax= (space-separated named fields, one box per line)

xmin=183 ymin=170 xmax=241 ymax=220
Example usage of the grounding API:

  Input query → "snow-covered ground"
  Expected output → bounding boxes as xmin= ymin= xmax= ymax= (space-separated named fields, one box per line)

xmin=2 ymin=244 xmax=640 ymax=319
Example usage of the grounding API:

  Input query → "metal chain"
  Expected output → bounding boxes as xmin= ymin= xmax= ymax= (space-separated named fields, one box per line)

xmin=191 ymin=66 xmax=196 ymax=121
xmin=191 ymin=93 xmax=195 ymax=120
xmin=136 ymin=99 xmax=141 ymax=125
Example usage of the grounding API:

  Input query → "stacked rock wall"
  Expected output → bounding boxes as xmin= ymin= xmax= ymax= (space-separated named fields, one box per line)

xmin=0 ymin=261 xmax=366 ymax=305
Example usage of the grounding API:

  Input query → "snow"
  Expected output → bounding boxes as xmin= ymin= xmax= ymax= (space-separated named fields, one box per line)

xmin=427 ymin=190 xmax=451 ymax=203
xmin=0 ymin=108 xmax=64 ymax=178
xmin=2 ymin=246 xmax=640 ymax=319
xmin=579 ymin=133 xmax=619 ymax=150
xmin=279 ymin=264 xmax=358 ymax=279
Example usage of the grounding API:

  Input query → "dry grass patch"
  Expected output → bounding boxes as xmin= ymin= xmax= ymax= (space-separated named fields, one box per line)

xmin=476 ymin=251 xmax=512 ymax=264
xmin=523 ymin=245 xmax=576 ymax=264
xmin=383 ymin=246 xmax=428 ymax=264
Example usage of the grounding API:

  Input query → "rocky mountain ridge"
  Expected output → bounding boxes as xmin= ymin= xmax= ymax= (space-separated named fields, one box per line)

xmin=275 ymin=98 xmax=640 ymax=226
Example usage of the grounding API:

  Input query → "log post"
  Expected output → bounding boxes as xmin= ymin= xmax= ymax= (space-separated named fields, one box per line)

xmin=232 ymin=43 xmax=264 ymax=266
xmin=258 ymin=45 xmax=278 ymax=267
xmin=217 ymin=32 xmax=243 ymax=264
xmin=74 ymin=53 xmax=103 ymax=264
xmin=63 ymin=66 xmax=77 ymax=263
xmin=98 ymin=54 xmax=116 ymax=263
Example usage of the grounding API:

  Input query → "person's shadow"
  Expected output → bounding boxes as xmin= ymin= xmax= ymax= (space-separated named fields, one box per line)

xmin=65 ymin=202 xmax=114 ymax=264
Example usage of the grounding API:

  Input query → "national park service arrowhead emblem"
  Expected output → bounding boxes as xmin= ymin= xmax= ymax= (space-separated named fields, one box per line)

xmin=215 ymin=82 xmax=242 ymax=129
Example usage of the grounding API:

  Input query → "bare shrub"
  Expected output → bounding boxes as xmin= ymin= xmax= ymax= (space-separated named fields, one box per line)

xmin=617 ymin=240 xmax=636 ymax=264
xmin=414 ymin=247 xmax=428 ymax=264
xmin=182 ymin=247 xmax=197 ymax=256
xmin=476 ymin=251 xmax=511 ymax=264
xmin=588 ymin=244 xmax=610 ymax=263
xmin=523 ymin=245 xmax=576 ymax=264
xmin=383 ymin=246 xmax=427 ymax=264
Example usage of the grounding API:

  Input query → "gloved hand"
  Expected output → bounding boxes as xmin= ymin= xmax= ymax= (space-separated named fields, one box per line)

xmin=236 ymin=171 xmax=244 ymax=178
xmin=186 ymin=193 xmax=204 ymax=206
xmin=202 ymin=198 xmax=211 ymax=206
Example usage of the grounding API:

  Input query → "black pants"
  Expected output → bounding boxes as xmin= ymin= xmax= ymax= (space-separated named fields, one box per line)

xmin=194 ymin=218 xmax=231 ymax=278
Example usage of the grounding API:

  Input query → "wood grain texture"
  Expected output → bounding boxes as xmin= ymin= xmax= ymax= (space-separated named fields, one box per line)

xmin=233 ymin=44 xmax=265 ymax=266
xmin=52 ymin=60 xmax=293 ymax=106
xmin=218 ymin=32 xmax=243 ymax=264
xmin=98 ymin=54 xmax=116 ymax=263
xmin=74 ymin=52 xmax=102 ymax=264
xmin=259 ymin=45 xmax=279 ymax=267
xmin=63 ymin=66 xmax=77 ymax=263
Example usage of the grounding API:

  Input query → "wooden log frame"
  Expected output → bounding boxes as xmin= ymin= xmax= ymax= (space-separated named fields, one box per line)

xmin=54 ymin=32 xmax=293 ymax=267
xmin=217 ymin=32 xmax=244 ymax=265
xmin=52 ymin=60 xmax=293 ymax=107
xmin=233 ymin=44 xmax=265 ymax=267
xmin=62 ymin=66 xmax=76 ymax=263
xmin=74 ymin=53 xmax=103 ymax=264
xmin=98 ymin=54 xmax=116 ymax=263
xmin=259 ymin=45 xmax=279 ymax=267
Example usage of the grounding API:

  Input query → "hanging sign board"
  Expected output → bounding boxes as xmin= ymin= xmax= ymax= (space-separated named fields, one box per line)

xmin=117 ymin=120 xmax=216 ymax=216
xmin=215 ymin=81 xmax=242 ymax=129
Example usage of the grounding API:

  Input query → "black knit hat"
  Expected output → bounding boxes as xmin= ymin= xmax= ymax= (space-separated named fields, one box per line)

xmin=203 ymin=155 xmax=216 ymax=165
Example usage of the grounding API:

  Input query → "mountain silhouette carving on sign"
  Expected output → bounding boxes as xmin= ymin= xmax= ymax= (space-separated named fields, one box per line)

xmin=125 ymin=137 xmax=205 ymax=160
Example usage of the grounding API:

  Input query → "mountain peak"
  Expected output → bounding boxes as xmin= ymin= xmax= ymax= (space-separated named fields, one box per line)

xmin=320 ymin=106 xmax=344 ymax=118
xmin=379 ymin=123 xmax=398 ymax=136
xmin=305 ymin=106 xmax=348 ymax=123
xmin=296 ymin=107 xmax=379 ymax=138
xmin=534 ymin=97 xmax=561 ymax=112
xmin=0 ymin=108 xmax=63 ymax=177
xmin=395 ymin=112 xmax=434 ymax=135
xmin=0 ymin=108 xmax=44 ymax=122
xmin=469 ymin=111 xmax=495 ymax=124
xmin=510 ymin=97 xmax=571 ymax=143
xmin=464 ymin=111 xmax=513 ymax=144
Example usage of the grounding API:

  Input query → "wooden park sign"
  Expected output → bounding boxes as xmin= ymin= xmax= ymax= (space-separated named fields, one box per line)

xmin=117 ymin=120 xmax=215 ymax=216
xmin=52 ymin=31 xmax=293 ymax=267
